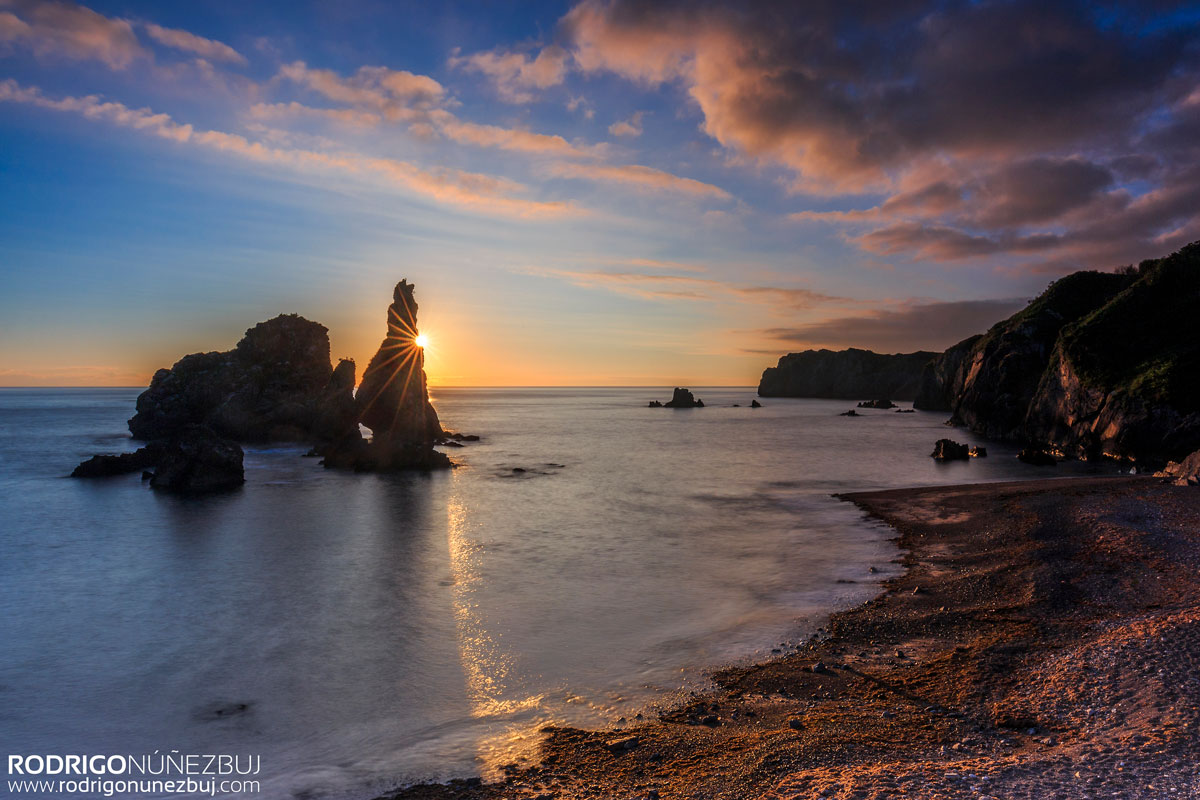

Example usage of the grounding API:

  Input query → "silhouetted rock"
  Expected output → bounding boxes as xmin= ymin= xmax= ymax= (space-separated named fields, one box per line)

xmin=149 ymin=425 xmax=245 ymax=493
xmin=128 ymin=314 xmax=357 ymax=446
xmin=1017 ymin=448 xmax=1058 ymax=466
xmin=663 ymin=388 xmax=704 ymax=408
xmin=839 ymin=409 xmax=859 ymax=417
xmin=751 ymin=399 xmax=762 ymax=408
xmin=969 ymin=446 xmax=988 ymax=458
xmin=895 ymin=408 xmax=915 ymax=413
xmin=71 ymin=445 xmax=161 ymax=478
xmin=857 ymin=399 xmax=896 ymax=409
xmin=648 ymin=400 xmax=663 ymax=407
xmin=918 ymin=241 xmax=1200 ymax=465
xmin=758 ymin=348 xmax=936 ymax=400
xmin=324 ymin=280 xmax=449 ymax=471
xmin=931 ymin=439 xmax=970 ymax=461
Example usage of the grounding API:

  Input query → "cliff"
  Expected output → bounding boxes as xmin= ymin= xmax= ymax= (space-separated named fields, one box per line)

xmin=758 ymin=348 xmax=937 ymax=400
xmin=917 ymin=241 xmax=1200 ymax=464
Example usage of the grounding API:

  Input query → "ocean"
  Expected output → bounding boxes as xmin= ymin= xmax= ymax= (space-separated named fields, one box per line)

xmin=0 ymin=387 xmax=1113 ymax=799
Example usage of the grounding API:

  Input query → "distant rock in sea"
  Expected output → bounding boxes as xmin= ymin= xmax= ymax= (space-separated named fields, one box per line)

xmin=751 ymin=399 xmax=762 ymax=408
xmin=128 ymin=314 xmax=358 ymax=446
xmin=660 ymin=388 xmax=704 ymax=408
xmin=322 ymin=279 xmax=449 ymax=471
xmin=930 ymin=439 xmax=970 ymax=461
xmin=917 ymin=241 xmax=1200 ymax=465
xmin=758 ymin=348 xmax=936 ymax=400
xmin=857 ymin=399 xmax=896 ymax=409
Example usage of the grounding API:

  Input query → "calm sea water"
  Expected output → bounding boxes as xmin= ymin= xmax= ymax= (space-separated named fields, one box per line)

xmin=0 ymin=388 xmax=1114 ymax=798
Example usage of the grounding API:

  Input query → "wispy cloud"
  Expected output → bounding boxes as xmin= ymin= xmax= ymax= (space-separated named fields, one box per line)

xmin=449 ymin=44 xmax=568 ymax=103
xmin=548 ymin=161 xmax=730 ymax=199
xmin=758 ymin=298 xmax=1028 ymax=353
xmin=141 ymin=21 xmax=244 ymax=65
xmin=608 ymin=110 xmax=644 ymax=138
xmin=0 ymin=0 xmax=145 ymax=69
xmin=526 ymin=266 xmax=838 ymax=309
xmin=0 ymin=79 xmax=580 ymax=219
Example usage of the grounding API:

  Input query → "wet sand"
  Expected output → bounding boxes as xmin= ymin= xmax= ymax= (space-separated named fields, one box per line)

xmin=382 ymin=476 xmax=1200 ymax=799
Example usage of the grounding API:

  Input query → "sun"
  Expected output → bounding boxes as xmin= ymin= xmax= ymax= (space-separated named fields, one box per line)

xmin=414 ymin=333 xmax=429 ymax=348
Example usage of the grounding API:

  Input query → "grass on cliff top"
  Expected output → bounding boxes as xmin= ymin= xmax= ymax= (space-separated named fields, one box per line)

xmin=1059 ymin=242 xmax=1200 ymax=411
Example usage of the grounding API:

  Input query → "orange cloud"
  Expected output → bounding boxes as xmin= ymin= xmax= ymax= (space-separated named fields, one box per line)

xmin=0 ymin=79 xmax=580 ymax=219
xmin=0 ymin=0 xmax=145 ymax=69
xmin=548 ymin=161 xmax=731 ymax=199
xmin=142 ymin=21 xmax=245 ymax=65
xmin=450 ymin=44 xmax=568 ymax=102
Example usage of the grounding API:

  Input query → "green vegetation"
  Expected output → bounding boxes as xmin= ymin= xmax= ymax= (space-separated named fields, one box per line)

xmin=1059 ymin=242 xmax=1200 ymax=411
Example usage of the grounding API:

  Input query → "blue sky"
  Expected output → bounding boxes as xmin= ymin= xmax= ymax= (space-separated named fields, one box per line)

xmin=1 ymin=0 xmax=1197 ymax=385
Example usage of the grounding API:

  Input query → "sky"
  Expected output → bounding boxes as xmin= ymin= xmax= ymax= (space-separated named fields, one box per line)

xmin=1 ymin=0 xmax=1198 ymax=386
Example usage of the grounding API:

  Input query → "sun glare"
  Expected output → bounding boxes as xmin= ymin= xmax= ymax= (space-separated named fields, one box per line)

xmin=415 ymin=333 xmax=429 ymax=348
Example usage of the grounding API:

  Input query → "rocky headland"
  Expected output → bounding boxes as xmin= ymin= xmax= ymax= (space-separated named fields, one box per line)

xmin=758 ymin=349 xmax=936 ymax=400
xmin=916 ymin=241 xmax=1200 ymax=466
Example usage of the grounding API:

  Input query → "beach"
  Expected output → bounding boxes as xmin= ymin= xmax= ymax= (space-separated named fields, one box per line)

xmin=385 ymin=476 xmax=1200 ymax=799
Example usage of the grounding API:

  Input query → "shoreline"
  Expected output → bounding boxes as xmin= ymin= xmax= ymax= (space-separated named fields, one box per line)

xmin=382 ymin=476 xmax=1200 ymax=799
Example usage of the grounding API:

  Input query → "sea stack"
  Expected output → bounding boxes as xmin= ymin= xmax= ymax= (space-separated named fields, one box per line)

xmin=325 ymin=279 xmax=449 ymax=471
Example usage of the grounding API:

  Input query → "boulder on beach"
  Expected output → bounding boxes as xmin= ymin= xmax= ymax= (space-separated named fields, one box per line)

xmin=662 ymin=388 xmax=704 ymax=408
xmin=148 ymin=425 xmax=245 ymax=493
xmin=857 ymin=399 xmax=897 ymax=409
xmin=931 ymin=439 xmax=970 ymax=461
xmin=1155 ymin=449 xmax=1200 ymax=485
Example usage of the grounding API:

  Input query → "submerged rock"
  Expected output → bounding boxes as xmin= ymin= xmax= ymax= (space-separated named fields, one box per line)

xmin=662 ymin=387 xmax=704 ymax=408
xmin=857 ymin=398 xmax=897 ymax=409
xmin=931 ymin=439 xmax=970 ymax=461
xmin=840 ymin=409 xmax=859 ymax=417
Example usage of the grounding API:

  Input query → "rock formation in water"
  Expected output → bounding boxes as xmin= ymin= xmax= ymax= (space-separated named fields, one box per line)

xmin=661 ymin=387 xmax=704 ymax=408
xmin=73 ymin=426 xmax=244 ymax=493
xmin=857 ymin=399 xmax=897 ymax=409
xmin=128 ymin=314 xmax=358 ymax=445
xmin=758 ymin=348 xmax=937 ymax=400
xmin=930 ymin=439 xmax=970 ymax=461
xmin=917 ymin=241 xmax=1200 ymax=465
xmin=323 ymin=280 xmax=449 ymax=471
xmin=147 ymin=425 xmax=245 ymax=492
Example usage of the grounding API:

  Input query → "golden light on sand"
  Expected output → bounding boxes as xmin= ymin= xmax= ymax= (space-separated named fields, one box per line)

xmin=415 ymin=333 xmax=429 ymax=348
